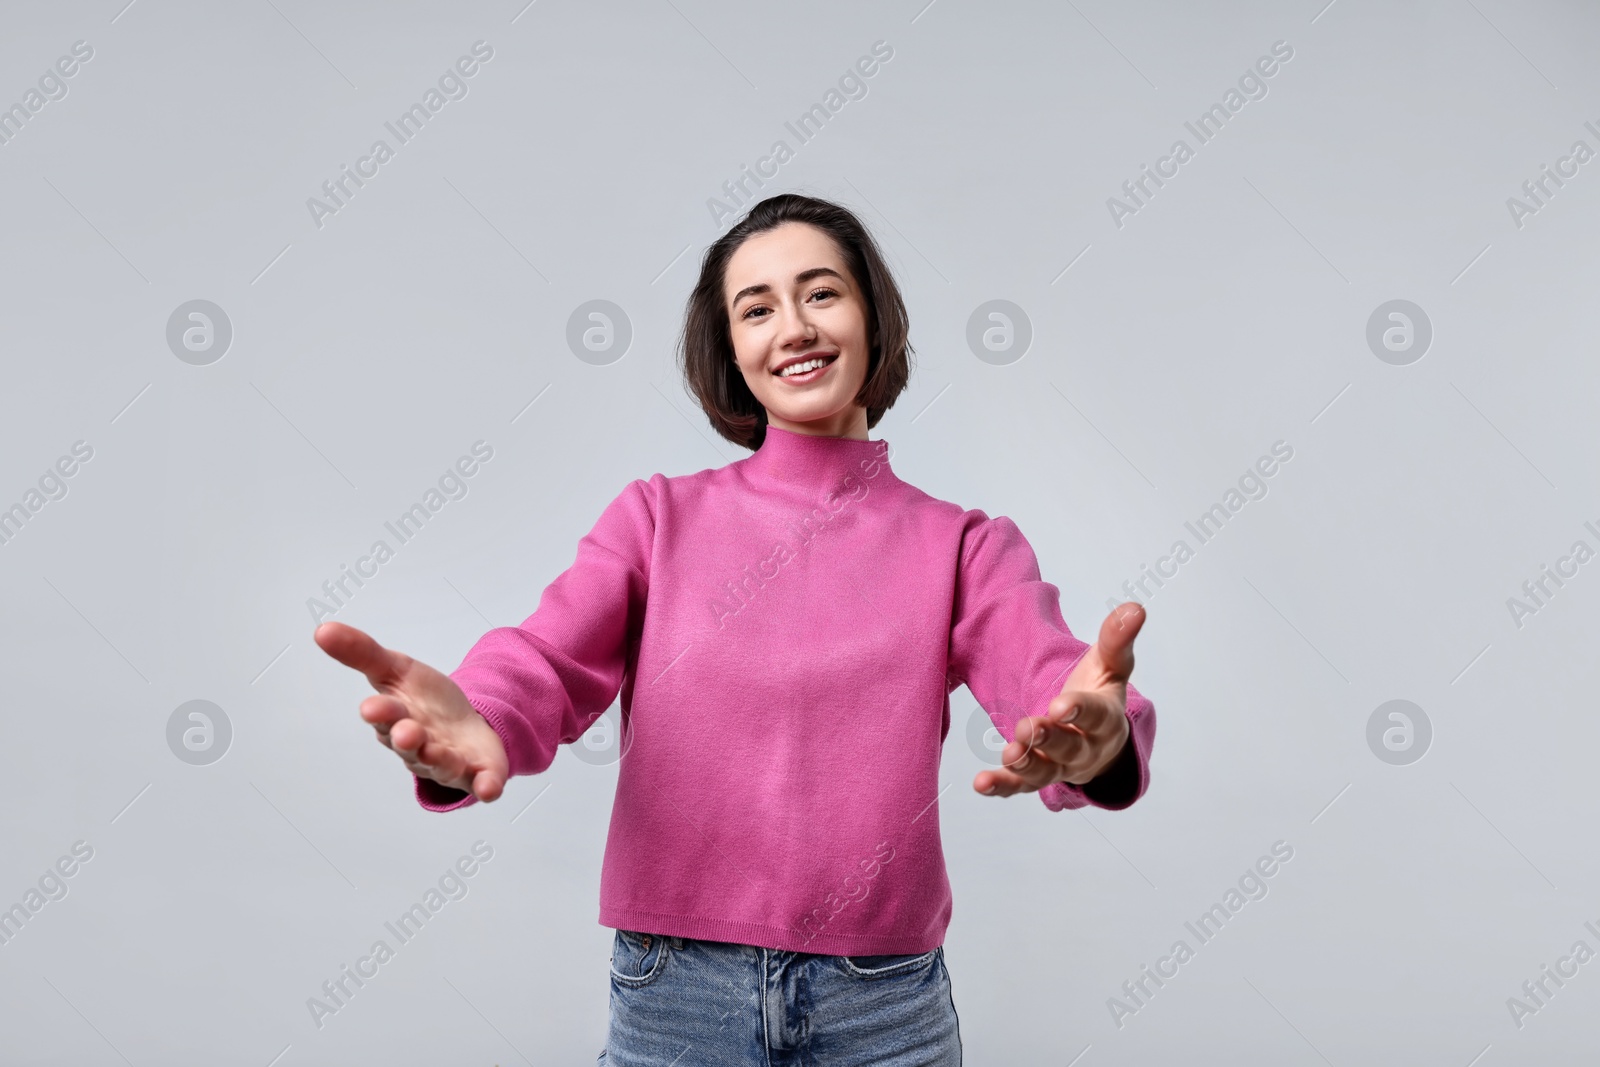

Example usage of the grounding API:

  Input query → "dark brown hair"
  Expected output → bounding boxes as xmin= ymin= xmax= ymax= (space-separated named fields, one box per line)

xmin=676 ymin=193 xmax=914 ymax=451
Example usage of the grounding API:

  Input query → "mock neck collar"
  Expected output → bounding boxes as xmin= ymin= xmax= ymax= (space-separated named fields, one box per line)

xmin=740 ymin=425 xmax=896 ymax=493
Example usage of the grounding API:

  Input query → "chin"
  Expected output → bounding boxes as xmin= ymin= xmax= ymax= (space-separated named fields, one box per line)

xmin=768 ymin=400 xmax=845 ymax=425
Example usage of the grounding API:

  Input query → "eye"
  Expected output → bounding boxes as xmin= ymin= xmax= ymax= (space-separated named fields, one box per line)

xmin=739 ymin=288 xmax=837 ymax=321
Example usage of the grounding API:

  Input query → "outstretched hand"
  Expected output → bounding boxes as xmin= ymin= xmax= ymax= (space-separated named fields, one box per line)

xmin=974 ymin=602 xmax=1144 ymax=798
xmin=314 ymin=621 xmax=509 ymax=803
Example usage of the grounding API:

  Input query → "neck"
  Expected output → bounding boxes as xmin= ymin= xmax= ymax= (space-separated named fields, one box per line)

xmin=741 ymin=423 xmax=896 ymax=493
xmin=765 ymin=405 xmax=869 ymax=441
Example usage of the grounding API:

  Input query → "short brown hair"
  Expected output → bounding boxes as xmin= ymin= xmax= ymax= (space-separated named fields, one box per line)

xmin=677 ymin=193 xmax=914 ymax=451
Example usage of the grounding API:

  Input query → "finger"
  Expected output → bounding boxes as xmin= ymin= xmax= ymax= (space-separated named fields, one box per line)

xmin=359 ymin=694 xmax=409 ymax=729
xmin=1095 ymin=602 xmax=1146 ymax=683
xmin=1036 ymin=698 xmax=1132 ymax=783
xmin=416 ymin=734 xmax=469 ymax=785
xmin=390 ymin=717 xmax=428 ymax=759
xmin=470 ymin=768 xmax=506 ymax=803
xmin=313 ymin=620 xmax=410 ymax=692
xmin=397 ymin=746 xmax=463 ymax=791
xmin=974 ymin=766 xmax=1043 ymax=798
xmin=993 ymin=716 xmax=1072 ymax=779
xmin=992 ymin=735 xmax=1065 ymax=789
xmin=1041 ymin=691 xmax=1117 ymax=746
xmin=1019 ymin=715 xmax=1088 ymax=770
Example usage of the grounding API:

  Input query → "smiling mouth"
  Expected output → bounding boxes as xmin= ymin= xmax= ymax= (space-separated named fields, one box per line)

xmin=774 ymin=354 xmax=839 ymax=378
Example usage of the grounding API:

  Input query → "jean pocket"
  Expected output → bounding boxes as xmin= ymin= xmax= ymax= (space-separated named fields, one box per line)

xmin=609 ymin=929 xmax=670 ymax=988
xmin=838 ymin=947 xmax=939 ymax=979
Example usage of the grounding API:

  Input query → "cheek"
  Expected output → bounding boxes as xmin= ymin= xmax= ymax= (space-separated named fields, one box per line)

xmin=739 ymin=351 xmax=769 ymax=388
xmin=844 ymin=350 xmax=870 ymax=389
xmin=842 ymin=317 xmax=871 ymax=384
xmin=819 ymin=308 xmax=870 ymax=371
xmin=735 ymin=329 xmax=769 ymax=369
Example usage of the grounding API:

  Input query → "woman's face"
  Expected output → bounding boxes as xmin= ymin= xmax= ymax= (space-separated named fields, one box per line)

xmin=724 ymin=221 xmax=872 ymax=440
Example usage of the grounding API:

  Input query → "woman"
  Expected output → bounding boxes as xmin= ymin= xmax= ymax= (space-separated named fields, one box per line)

xmin=315 ymin=193 xmax=1157 ymax=1065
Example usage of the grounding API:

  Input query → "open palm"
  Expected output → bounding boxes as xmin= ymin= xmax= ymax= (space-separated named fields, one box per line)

xmin=314 ymin=620 xmax=508 ymax=803
xmin=974 ymin=602 xmax=1144 ymax=797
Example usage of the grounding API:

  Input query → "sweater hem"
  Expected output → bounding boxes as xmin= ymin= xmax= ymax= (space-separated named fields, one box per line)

xmin=598 ymin=903 xmax=944 ymax=957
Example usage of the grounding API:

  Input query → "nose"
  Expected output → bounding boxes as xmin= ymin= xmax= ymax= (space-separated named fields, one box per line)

xmin=773 ymin=298 xmax=817 ymax=348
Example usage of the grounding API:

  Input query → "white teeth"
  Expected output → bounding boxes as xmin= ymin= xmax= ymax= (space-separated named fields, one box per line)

xmin=777 ymin=356 xmax=832 ymax=377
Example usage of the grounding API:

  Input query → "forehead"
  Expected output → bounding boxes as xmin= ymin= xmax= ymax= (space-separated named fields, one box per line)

xmin=724 ymin=223 xmax=844 ymax=295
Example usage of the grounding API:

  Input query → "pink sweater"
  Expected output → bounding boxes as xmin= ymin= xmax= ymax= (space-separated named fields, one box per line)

xmin=416 ymin=426 xmax=1156 ymax=955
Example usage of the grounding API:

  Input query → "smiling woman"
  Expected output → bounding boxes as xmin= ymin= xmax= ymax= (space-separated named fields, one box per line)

xmin=679 ymin=195 xmax=911 ymax=448
xmin=723 ymin=225 xmax=872 ymax=438
xmin=316 ymin=193 xmax=1158 ymax=1066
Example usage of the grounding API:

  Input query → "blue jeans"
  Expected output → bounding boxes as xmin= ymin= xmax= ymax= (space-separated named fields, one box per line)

xmin=599 ymin=929 xmax=963 ymax=1065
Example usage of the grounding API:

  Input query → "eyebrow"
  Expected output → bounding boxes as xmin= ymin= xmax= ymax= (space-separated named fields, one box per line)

xmin=729 ymin=267 xmax=845 ymax=309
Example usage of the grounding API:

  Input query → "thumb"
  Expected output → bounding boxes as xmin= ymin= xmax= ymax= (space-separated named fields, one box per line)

xmin=314 ymin=620 xmax=406 ymax=691
xmin=1096 ymin=602 xmax=1145 ymax=680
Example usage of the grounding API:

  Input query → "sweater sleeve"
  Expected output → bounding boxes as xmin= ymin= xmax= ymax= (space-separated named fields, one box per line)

xmin=415 ymin=477 xmax=655 ymax=811
xmin=947 ymin=510 xmax=1156 ymax=813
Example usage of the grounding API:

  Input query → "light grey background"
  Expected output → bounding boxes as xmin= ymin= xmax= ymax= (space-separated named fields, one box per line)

xmin=2 ymin=0 xmax=1597 ymax=1063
